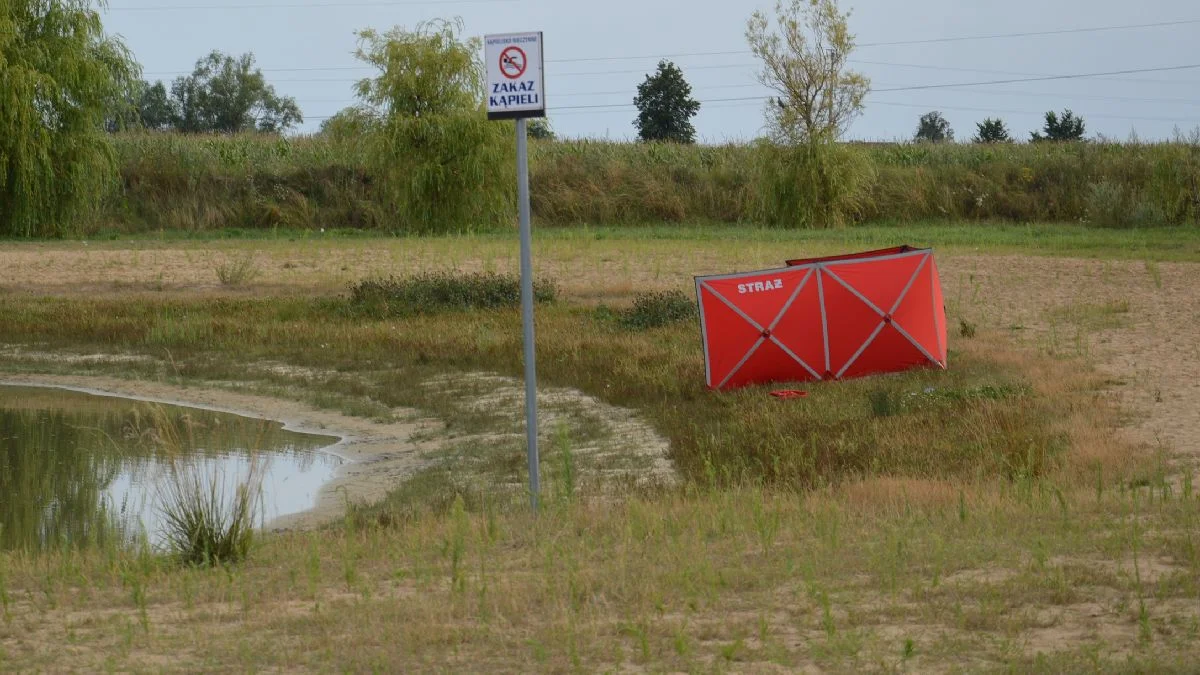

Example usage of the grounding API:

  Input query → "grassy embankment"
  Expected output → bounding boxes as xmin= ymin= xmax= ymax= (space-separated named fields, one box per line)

xmin=0 ymin=228 xmax=1198 ymax=669
xmin=89 ymin=133 xmax=1200 ymax=235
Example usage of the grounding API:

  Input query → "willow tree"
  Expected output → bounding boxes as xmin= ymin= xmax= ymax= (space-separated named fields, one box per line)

xmin=351 ymin=19 xmax=510 ymax=233
xmin=1 ymin=0 xmax=139 ymax=236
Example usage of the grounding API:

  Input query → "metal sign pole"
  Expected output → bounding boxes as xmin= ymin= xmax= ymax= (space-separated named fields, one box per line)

xmin=485 ymin=31 xmax=544 ymax=512
xmin=516 ymin=117 xmax=539 ymax=511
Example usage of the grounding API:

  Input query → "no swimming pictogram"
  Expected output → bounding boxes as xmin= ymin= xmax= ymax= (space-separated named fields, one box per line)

xmin=485 ymin=31 xmax=544 ymax=119
xmin=499 ymin=46 xmax=527 ymax=79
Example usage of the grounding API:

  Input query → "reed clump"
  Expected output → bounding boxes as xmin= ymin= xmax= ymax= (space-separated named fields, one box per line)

xmin=156 ymin=459 xmax=261 ymax=566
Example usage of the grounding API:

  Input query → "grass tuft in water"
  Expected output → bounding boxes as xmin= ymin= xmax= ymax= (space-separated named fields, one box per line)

xmin=157 ymin=459 xmax=262 ymax=567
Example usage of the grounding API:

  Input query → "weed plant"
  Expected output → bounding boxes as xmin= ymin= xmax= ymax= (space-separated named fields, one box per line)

xmin=215 ymin=253 xmax=261 ymax=287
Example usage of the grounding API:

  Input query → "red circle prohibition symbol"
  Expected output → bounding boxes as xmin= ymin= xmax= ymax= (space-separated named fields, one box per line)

xmin=499 ymin=46 xmax=527 ymax=79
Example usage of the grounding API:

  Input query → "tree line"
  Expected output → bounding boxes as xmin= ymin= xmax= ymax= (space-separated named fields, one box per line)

xmin=914 ymin=109 xmax=1087 ymax=144
xmin=110 ymin=51 xmax=301 ymax=134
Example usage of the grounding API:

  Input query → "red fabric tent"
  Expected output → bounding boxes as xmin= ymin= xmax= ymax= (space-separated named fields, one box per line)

xmin=695 ymin=246 xmax=947 ymax=390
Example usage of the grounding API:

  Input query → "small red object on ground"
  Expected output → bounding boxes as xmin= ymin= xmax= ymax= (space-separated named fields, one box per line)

xmin=769 ymin=390 xmax=809 ymax=399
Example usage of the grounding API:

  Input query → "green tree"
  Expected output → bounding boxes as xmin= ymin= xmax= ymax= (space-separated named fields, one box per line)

xmin=746 ymin=0 xmax=870 ymax=142
xmin=746 ymin=0 xmax=874 ymax=229
xmin=1 ymin=0 xmax=139 ymax=236
xmin=105 ymin=79 xmax=173 ymax=132
xmin=1030 ymin=109 xmax=1085 ymax=142
xmin=632 ymin=60 xmax=700 ymax=143
xmin=169 ymin=51 xmax=302 ymax=133
xmin=528 ymin=117 xmax=555 ymax=140
xmin=914 ymin=111 xmax=953 ymax=143
xmin=973 ymin=118 xmax=1012 ymax=143
xmin=351 ymin=19 xmax=510 ymax=232
xmin=318 ymin=106 xmax=373 ymax=140
xmin=137 ymin=80 xmax=174 ymax=130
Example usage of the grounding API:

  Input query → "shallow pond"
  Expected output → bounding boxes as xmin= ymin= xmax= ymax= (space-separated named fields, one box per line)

xmin=0 ymin=384 xmax=341 ymax=552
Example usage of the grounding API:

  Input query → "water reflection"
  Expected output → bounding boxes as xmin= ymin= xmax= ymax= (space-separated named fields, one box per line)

xmin=0 ymin=385 xmax=340 ymax=552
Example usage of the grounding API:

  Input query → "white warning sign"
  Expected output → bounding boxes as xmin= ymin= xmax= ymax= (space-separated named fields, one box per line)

xmin=485 ymin=32 xmax=545 ymax=120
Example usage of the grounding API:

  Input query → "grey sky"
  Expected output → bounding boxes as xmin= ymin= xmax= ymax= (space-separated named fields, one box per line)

xmin=102 ymin=0 xmax=1200 ymax=142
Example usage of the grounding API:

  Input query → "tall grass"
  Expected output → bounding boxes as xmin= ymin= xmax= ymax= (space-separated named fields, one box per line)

xmin=85 ymin=133 xmax=1200 ymax=234
xmin=107 ymin=133 xmax=376 ymax=233
xmin=752 ymin=140 xmax=875 ymax=228
xmin=529 ymin=139 xmax=753 ymax=224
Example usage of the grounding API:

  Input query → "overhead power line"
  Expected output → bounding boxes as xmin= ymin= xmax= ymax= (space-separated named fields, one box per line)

xmin=301 ymin=77 xmax=1200 ymax=109
xmin=143 ymin=61 xmax=759 ymax=79
xmin=130 ymin=15 xmax=1200 ymax=78
xmin=858 ymin=17 xmax=1200 ymax=47
xmin=907 ymin=86 xmax=1200 ymax=107
xmin=533 ymin=62 xmax=1200 ymax=110
xmin=536 ymin=18 xmax=1200 ymax=67
xmin=547 ymin=50 xmax=749 ymax=64
xmin=166 ymin=62 xmax=761 ymax=82
xmin=848 ymin=59 xmax=1200 ymax=86
xmin=143 ymin=56 xmax=1200 ymax=90
xmin=306 ymin=96 xmax=1197 ymax=124
xmin=141 ymin=56 xmax=1200 ymax=89
xmin=143 ymin=65 xmax=372 ymax=75
xmin=108 ymin=0 xmax=515 ymax=10
xmin=544 ymin=98 xmax=1200 ymax=124
xmin=872 ymin=63 xmax=1200 ymax=93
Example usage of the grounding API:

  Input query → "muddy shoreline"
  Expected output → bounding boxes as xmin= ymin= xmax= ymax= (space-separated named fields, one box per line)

xmin=0 ymin=374 xmax=441 ymax=531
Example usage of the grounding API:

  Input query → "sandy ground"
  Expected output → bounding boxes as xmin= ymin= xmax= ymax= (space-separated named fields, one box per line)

xmin=937 ymin=255 xmax=1200 ymax=470
xmin=1 ymin=243 xmax=1197 ymax=512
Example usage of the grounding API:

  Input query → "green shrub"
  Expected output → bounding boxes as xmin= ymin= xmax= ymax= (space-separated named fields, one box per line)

xmin=613 ymin=290 xmax=698 ymax=330
xmin=348 ymin=271 xmax=557 ymax=317
xmin=1 ymin=0 xmax=139 ymax=237
xmin=1085 ymin=180 xmax=1128 ymax=227
xmin=958 ymin=318 xmax=977 ymax=339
